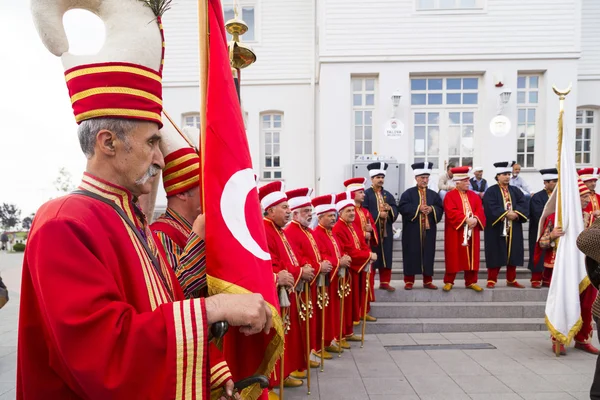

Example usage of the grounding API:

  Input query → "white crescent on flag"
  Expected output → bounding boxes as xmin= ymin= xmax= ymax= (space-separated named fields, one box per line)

xmin=220 ymin=168 xmax=271 ymax=261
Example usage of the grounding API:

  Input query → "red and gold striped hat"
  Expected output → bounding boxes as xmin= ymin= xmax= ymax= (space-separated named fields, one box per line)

xmin=578 ymin=168 xmax=599 ymax=183
xmin=31 ymin=1 xmax=169 ymax=128
xmin=65 ymin=62 xmax=164 ymax=128
xmin=160 ymin=117 xmax=200 ymax=197
xmin=579 ymin=178 xmax=592 ymax=196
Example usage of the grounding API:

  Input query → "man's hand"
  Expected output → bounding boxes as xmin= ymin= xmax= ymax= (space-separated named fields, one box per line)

xmin=205 ymin=293 xmax=272 ymax=336
xmin=467 ymin=217 xmax=478 ymax=228
xmin=320 ymin=260 xmax=333 ymax=274
xmin=379 ymin=211 xmax=388 ymax=219
xmin=365 ymin=223 xmax=373 ymax=232
xmin=507 ymin=211 xmax=519 ymax=221
xmin=365 ymin=231 xmax=372 ymax=241
xmin=593 ymin=210 xmax=600 ymax=218
xmin=277 ymin=270 xmax=294 ymax=287
xmin=219 ymin=379 xmax=241 ymax=400
xmin=301 ymin=265 xmax=315 ymax=281
xmin=370 ymin=252 xmax=378 ymax=261
xmin=340 ymin=255 xmax=351 ymax=268
xmin=419 ymin=204 xmax=429 ymax=213
xmin=192 ymin=214 xmax=206 ymax=240
xmin=550 ymin=227 xmax=565 ymax=240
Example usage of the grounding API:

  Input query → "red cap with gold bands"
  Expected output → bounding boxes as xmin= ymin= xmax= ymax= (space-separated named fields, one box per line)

xmin=65 ymin=61 xmax=163 ymax=128
xmin=163 ymin=147 xmax=200 ymax=196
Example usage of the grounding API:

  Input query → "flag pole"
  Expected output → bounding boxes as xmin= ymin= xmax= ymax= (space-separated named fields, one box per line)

xmin=552 ymin=84 xmax=572 ymax=231
xmin=361 ymin=263 xmax=372 ymax=348
xmin=319 ymin=275 xmax=326 ymax=372
xmin=197 ymin=0 xmax=209 ymax=211
xmin=304 ymin=282 xmax=311 ymax=395
xmin=338 ymin=269 xmax=346 ymax=357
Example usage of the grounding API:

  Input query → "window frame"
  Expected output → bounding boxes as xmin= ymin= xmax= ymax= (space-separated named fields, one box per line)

xmin=351 ymin=76 xmax=377 ymax=159
xmin=182 ymin=113 xmax=201 ymax=129
xmin=576 ymin=108 xmax=596 ymax=167
xmin=260 ymin=112 xmax=284 ymax=181
xmin=415 ymin=0 xmax=486 ymax=13
xmin=222 ymin=0 xmax=258 ymax=43
xmin=516 ymin=74 xmax=541 ymax=169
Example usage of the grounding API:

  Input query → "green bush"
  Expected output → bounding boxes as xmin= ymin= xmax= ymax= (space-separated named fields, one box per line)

xmin=12 ymin=243 xmax=25 ymax=252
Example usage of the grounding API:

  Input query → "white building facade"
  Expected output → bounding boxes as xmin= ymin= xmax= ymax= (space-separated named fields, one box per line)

xmin=156 ymin=0 xmax=600 ymax=208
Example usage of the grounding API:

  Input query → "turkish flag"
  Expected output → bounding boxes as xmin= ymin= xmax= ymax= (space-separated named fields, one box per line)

xmin=202 ymin=1 xmax=283 ymax=399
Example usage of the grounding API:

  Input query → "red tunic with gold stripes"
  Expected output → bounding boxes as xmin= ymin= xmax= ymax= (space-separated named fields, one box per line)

xmin=285 ymin=221 xmax=323 ymax=354
xmin=333 ymin=219 xmax=372 ymax=333
xmin=263 ymin=218 xmax=304 ymax=376
xmin=444 ymin=189 xmax=485 ymax=273
xmin=17 ymin=174 xmax=209 ymax=399
xmin=354 ymin=205 xmax=377 ymax=311
xmin=150 ymin=208 xmax=232 ymax=393
xmin=534 ymin=212 xmax=598 ymax=344
xmin=312 ymin=224 xmax=343 ymax=344
xmin=584 ymin=192 xmax=600 ymax=227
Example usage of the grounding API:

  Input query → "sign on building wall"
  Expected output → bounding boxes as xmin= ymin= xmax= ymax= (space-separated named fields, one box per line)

xmin=384 ymin=118 xmax=404 ymax=138
xmin=490 ymin=115 xmax=511 ymax=137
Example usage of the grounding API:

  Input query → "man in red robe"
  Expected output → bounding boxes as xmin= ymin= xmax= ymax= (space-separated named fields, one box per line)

xmin=534 ymin=178 xmax=599 ymax=355
xmin=150 ymin=121 xmax=234 ymax=397
xmin=333 ymin=192 xmax=377 ymax=342
xmin=19 ymin=2 xmax=271 ymax=397
xmin=443 ymin=167 xmax=486 ymax=292
xmin=345 ymin=178 xmax=378 ymax=320
xmin=312 ymin=194 xmax=352 ymax=353
xmin=260 ymin=182 xmax=313 ymax=388
xmin=285 ymin=188 xmax=333 ymax=362
xmin=579 ymin=168 xmax=600 ymax=227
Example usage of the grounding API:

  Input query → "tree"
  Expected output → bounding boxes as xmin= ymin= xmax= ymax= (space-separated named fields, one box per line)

xmin=54 ymin=167 xmax=76 ymax=194
xmin=21 ymin=213 xmax=35 ymax=230
xmin=0 ymin=203 xmax=21 ymax=230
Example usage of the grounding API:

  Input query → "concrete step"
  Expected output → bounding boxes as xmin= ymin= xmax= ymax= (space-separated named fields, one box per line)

xmin=389 ymin=267 xmax=532 ymax=279
xmin=370 ymin=301 xmax=545 ymax=319
xmin=373 ymin=280 xmax=548 ymax=303
xmin=360 ymin=317 xmax=547 ymax=334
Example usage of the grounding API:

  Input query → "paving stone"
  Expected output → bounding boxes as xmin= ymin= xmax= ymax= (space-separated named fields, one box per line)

xmin=368 ymin=395 xmax=420 ymax=400
xmin=362 ymin=376 xmax=416 ymax=396
xmin=519 ymin=393 xmax=576 ymax=399
xmin=426 ymin=350 xmax=490 ymax=376
xmin=539 ymin=373 xmax=594 ymax=393
xmin=316 ymin=377 xmax=368 ymax=400
xmin=405 ymin=373 xmax=466 ymax=396
xmin=377 ymin=333 xmax=416 ymax=346
xmin=468 ymin=394 xmax=524 ymax=400
xmin=495 ymin=373 xmax=564 ymax=393
xmin=452 ymin=374 xmax=513 ymax=394
xmin=388 ymin=350 xmax=446 ymax=376
xmin=568 ymin=392 xmax=591 ymax=400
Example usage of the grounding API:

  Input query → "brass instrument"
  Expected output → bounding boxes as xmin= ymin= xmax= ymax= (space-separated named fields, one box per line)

xmin=361 ymin=262 xmax=373 ymax=348
xmin=502 ymin=202 xmax=512 ymax=237
xmin=462 ymin=212 xmax=473 ymax=247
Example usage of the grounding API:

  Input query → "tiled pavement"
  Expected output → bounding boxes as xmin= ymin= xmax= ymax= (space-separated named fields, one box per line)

xmin=1 ymin=252 xmax=598 ymax=400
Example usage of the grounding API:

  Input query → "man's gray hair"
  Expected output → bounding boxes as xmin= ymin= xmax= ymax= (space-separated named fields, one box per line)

xmin=77 ymin=118 xmax=136 ymax=158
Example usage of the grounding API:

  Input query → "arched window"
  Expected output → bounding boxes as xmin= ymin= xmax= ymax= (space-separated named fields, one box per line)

xmin=576 ymin=108 xmax=596 ymax=166
xmin=260 ymin=112 xmax=283 ymax=180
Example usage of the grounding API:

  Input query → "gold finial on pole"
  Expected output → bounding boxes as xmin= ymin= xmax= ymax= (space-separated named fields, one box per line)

xmin=552 ymin=83 xmax=572 ymax=231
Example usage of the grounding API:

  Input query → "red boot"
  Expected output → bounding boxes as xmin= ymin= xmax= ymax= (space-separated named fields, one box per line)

xmin=575 ymin=342 xmax=600 ymax=355
xmin=423 ymin=282 xmax=438 ymax=290
xmin=552 ymin=343 xmax=567 ymax=355
xmin=507 ymin=280 xmax=525 ymax=289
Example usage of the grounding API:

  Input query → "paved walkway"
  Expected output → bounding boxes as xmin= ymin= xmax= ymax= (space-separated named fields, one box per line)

xmin=0 ymin=252 xmax=597 ymax=400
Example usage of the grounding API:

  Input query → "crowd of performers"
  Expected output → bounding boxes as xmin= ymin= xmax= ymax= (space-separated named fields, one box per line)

xmin=253 ymin=160 xmax=600 ymax=397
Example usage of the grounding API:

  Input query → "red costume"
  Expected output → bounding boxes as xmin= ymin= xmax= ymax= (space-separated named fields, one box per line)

xmin=345 ymin=178 xmax=378 ymax=313
xmin=263 ymin=217 xmax=304 ymax=377
xmin=151 ymin=208 xmax=232 ymax=393
xmin=443 ymin=169 xmax=486 ymax=287
xmin=534 ymin=213 xmax=598 ymax=346
xmin=333 ymin=193 xmax=372 ymax=334
xmin=18 ymin=174 xmax=209 ymax=399
xmin=579 ymin=168 xmax=600 ymax=227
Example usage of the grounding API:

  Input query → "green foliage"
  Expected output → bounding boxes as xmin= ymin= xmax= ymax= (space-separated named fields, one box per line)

xmin=54 ymin=167 xmax=76 ymax=194
xmin=12 ymin=243 xmax=25 ymax=252
xmin=0 ymin=203 xmax=21 ymax=230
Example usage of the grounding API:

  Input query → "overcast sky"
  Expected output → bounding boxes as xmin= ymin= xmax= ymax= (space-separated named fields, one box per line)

xmin=0 ymin=2 xmax=107 ymax=217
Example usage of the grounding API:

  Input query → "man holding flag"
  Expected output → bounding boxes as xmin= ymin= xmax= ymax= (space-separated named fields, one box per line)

xmin=579 ymin=168 xmax=600 ymax=227
xmin=200 ymin=1 xmax=287 ymax=398
xmin=535 ymin=179 xmax=598 ymax=354
xmin=542 ymin=86 xmax=597 ymax=359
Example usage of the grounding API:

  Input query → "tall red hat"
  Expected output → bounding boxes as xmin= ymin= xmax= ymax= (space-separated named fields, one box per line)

xmin=578 ymin=168 xmax=599 ymax=182
xmin=31 ymin=1 xmax=167 ymax=128
xmin=344 ymin=177 xmax=366 ymax=193
xmin=160 ymin=121 xmax=200 ymax=197
xmin=312 ymin=194 xmax=336 ymax=216
xmin=286 ymin=188 xmax=314 ymax=211
xmin=579 ymin=178 xmax=592 ymax=196
xmin=335 ymin=192 xmax=354 ymax=212
xmin=451 ymin=166 xmax=471 ymax=181
xmin=259 ymin=181 xmax=287 ymax=210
